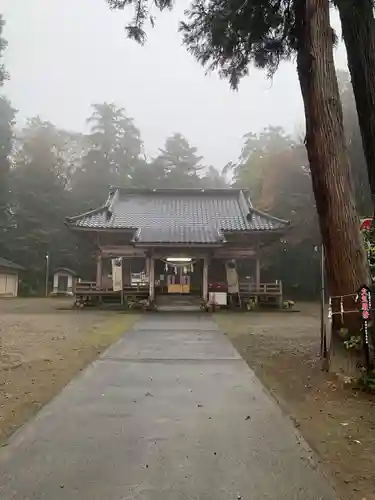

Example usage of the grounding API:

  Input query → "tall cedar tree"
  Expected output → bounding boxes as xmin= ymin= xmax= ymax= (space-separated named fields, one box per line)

xmin=156 ymin=133 xmax=204 ymax=188
xmin=106 ymin=0 xmax=369 ymax=296
xmin=333 ymin=0 xmax=375 ymax=211
xmin=0 ymin=98 xmax=15 ymax=255
xmin=0 ymin=15 xmax=15 ymax=256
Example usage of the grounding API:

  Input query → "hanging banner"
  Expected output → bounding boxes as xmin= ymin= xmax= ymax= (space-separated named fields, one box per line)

xmin=112 ymin=258 xmax=123 ymax=291
xmin=225 ymin=260 xmax=239 ymax=294
xmin=357 ymin=284 xmax=372 ymax=371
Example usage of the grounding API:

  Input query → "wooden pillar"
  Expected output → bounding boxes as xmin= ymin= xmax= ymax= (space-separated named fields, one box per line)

xmin=123 ymin=258 xmax=131 ymax=286
xmin=255 ymin=244 xmax=260 ymax=291
xmin=149 ymin=256 xmax=155 ymax=301
xmin=96 ymin=254 xmax=103 ymax=289
xmin=203 ymin=257 xmax=209 ymax=301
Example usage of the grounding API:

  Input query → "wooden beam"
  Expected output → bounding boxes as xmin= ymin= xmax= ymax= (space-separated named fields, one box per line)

xmin=214 ymin=248 xmax=256 ymax=259
xmin=255 ymin=242 xmax=260 ymax=291
xmin=148 ymin=257 xmax=155 ymax=301
xmin=96 ymin=254 xmax=103 ymax=289
xmin=100 ymin=246 xmax=146 ymax=257
xmin=202 ymin=257 xmax=209 ymax=301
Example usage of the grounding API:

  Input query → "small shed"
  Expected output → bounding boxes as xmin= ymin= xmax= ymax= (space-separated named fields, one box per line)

xmin=52 ymin=267 xmax=77 ymax=296
xmin=0 ymin=257 xmax=23 ymax=297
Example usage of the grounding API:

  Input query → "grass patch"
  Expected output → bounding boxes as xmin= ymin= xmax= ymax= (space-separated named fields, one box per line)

xmin=0 ymin=313 xmax=140 ymax=444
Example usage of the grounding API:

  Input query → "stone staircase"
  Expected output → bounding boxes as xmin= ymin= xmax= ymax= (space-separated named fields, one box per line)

xmin=155 ymin=294 xmax=202 ymax=312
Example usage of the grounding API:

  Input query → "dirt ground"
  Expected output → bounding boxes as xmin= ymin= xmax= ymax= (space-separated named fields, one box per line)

xmin=215 ymin=304 xmax=375 ymax=500
xmin=0 ymin=298 xmax=139 ymax=444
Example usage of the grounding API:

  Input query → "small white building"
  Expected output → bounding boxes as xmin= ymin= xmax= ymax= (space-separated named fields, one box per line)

xmin=52 ymin=267 xmax=77 ymax=296
xmin=0 ymin=257 xmax=23 ymax=297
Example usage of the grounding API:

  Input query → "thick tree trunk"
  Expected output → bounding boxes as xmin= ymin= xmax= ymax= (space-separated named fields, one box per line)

xmin=294 ymin=0 xmax=371 ymax=374
xmin=294 ymin=0 xmax=370 ymax=298
xmin=336 ymin=0 xmax=375 ymax=210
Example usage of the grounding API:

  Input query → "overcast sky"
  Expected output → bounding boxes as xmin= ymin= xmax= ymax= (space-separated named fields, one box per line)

xmin=2 ymin=0 xmax=348 ymax=169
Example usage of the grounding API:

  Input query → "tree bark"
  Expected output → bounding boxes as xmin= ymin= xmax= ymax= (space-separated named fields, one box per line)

xmin=294 ymin=0 xmax=370 ymax=297
xmin=335 ymin=0 xmax=375 ymax=211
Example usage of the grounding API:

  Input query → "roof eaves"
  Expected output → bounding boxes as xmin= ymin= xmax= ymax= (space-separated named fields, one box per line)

xmin=249 ymin=207 xmax=290 ymax=226
xmin=65 ymin=205 xmax=108 ymax=225
xmin=53 ymin=267 xmax=77 ymax=276
xmin=0 ymin=257 xmax=24 ymax=270
xmin=238 ymin=189 xmax=290 ymax=227
xmin=133 ymin=242 xmax=223 ymax=247
xmin=108 ymin=186 xmax=243 ymax=196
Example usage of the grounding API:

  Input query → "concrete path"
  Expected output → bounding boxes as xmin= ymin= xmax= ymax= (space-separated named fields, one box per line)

xmin=0 ymin=314 xmax=340 ymax=500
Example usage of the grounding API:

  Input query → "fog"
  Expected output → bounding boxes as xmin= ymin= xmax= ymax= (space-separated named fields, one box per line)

xmin=2 ymin=0 xmax=347 ymax=168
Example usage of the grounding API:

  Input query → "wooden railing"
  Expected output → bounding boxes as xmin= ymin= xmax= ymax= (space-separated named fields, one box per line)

xmin=75 ymin=281 xmax=97 ymax=292
xmin=239 ymin=281 xmax=282 ymax=295
xmin=75 ymin=281 xmax=149 ymax=295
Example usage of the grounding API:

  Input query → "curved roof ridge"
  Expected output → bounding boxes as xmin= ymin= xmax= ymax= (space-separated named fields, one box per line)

xmin=65 ymin=205 xmax=107 ymax=223
xmin=249 ymin=207 xmax=290 ymax=225
xmin=109 ymin=186 xmax=241 ymax=195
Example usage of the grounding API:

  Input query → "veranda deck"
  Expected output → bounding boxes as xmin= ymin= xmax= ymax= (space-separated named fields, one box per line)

xmin=74 ymin=281 xmax=149 ymax=307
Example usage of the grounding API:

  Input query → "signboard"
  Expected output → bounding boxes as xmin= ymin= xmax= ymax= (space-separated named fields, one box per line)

xmin=112 ymin=258 xmax=123 ymax=291
xmin=357 ymin=284 xmax=372 ymax=370
xmin=225 ymin=260 xmax=239 ymax=294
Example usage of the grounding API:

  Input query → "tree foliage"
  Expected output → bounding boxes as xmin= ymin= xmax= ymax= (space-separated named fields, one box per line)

xmin=231 ymin=126 xmax=320 ymax=297
xmin=0 ymin=100 xmax=227 ymax=292
xmin=0 ymin=18 xmax=15 ymax=256
xmin=0 ymin=15 xmax=8 ymax=86
xmin=106 ymin=0 xmax=296 ymax=87
xmin=0 ymin=77 xmax=370 ymax=297
xmin=0 ymin=97 xmax=16 ymax=255
xmin=155 ymin=133 xmax=204 ymax=188
xmin=227 ymin=72 xmax=373 ymax=297
xmin=105 ymin=0 xmax=371 ymax=300
xmin=70 ymin=102 xmax=144 ymax=211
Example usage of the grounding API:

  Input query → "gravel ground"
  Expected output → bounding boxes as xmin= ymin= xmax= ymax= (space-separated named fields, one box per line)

xmin=215 ymin=304 xmax=375 ymax=500
xmin=0 ymin=298 xmax=139 ymax=443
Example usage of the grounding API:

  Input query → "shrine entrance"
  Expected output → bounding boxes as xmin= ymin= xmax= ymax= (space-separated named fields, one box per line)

xmin=165 ymin=257 xmax=193 ymax=294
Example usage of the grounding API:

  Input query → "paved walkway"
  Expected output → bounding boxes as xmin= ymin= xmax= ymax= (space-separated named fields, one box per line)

xmin=0 ymin=314 xmax=340 ymax=500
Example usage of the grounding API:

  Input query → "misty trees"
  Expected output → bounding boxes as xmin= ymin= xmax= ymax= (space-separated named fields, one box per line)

xmin=333 ymin=0 xmax=375 ymax=209
xmin=107 ymin=0 xmax=370 ymax=295
xmin=186 ymin=0 xmax=370 ymax=294
xmin=0 ymin=15 xmax=8 ymax=86
xmin=338 ymin=70 xmax=373 ymax=217
xmin=0 ymin=16 xmax=15 ymax=256
xmin=201 ymin=165 xmax=228 ymax=188
xmin=231 ymin=126 xmax=320 ymax=296
xmin=0 ymin=98 xmax=15 ymax=256
xmin=71 ymin=103 xmax=144 ymax=210
xmin=7 ymin=119 xmax=76 ymax=289
xmin=156 ymin=133 xmax=204 ymax=188
xmin=293 ymin=0 xmax=369 ymax=293
xmin=0 ymin=97 xmax=228 ymax=291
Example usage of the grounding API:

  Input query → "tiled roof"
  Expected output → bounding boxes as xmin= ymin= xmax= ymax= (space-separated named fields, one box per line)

xmin=66 ymin=188 xmax=288 ymax=244
xmin=0 ymin=257 xmax=24 ymax=270
xmin=134 ymin=226 xmax=225 ymax=244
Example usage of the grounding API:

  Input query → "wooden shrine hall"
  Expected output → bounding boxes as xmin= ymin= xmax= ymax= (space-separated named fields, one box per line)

xmin=65 ymin=188 xmax=289 ymax=309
